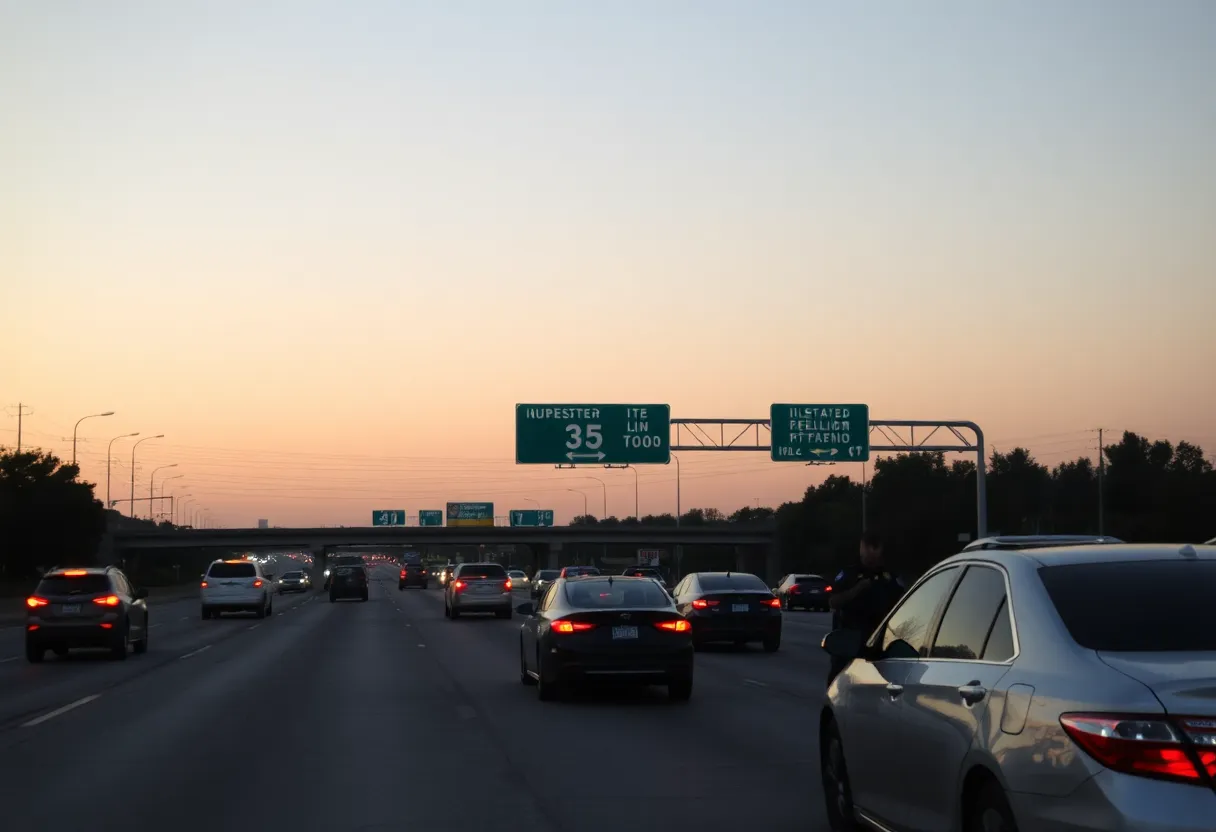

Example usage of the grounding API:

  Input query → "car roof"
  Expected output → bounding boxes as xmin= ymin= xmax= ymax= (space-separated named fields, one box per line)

xmin=941 ymin=543 xmax=1216 ymax=569
xmin=961 ymin=534 xmax=1123 ymax=552
xmin=688 ymin=571 xmax=759 ymax=578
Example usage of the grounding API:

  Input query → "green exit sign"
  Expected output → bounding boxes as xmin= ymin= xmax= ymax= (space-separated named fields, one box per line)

xmin=418 ymin=510 xmax=443 ymax=526
xmin=515 ymin=404 xmax=670 ymax=465
xmin=769 ymin=404 xmax=870 ymax=462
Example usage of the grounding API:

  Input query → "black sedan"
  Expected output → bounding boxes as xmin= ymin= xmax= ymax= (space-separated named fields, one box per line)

xmin=671 ymin=571 xmax=782 ymax=652
xmin=398 ymin=562 xmax=428 ymax=590
xmin=516 ymin=575 xmax=693 ymax=702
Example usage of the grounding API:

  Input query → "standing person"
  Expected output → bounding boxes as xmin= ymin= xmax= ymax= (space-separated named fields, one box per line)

xmin=826 ymin=532 xmax=905 ymax=688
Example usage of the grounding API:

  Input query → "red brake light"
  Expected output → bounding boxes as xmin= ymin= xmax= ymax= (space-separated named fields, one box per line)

xmin=400 ymin=570 xmax=406 ymax=578
xmin=655 ymin=619 xmax=691 ymax=633
xmin=453 ymin=580 xmax=466 ymax=591
xmin=1060 ymin=714 xmax=1216 ymax=784
xmin=504 ymin=579 xmax=512 ymax=590
xmin=26 ymin=596 xmax=49 ymax=608
xmin=92 ymin=595 xmax=121 ymax=607
xmin=763 ymin=597 xmax=781 ymax=608
xmin=62 ymin=569 xmax=89 ymax=577
xmin=253 ymin=580 xmax=263 ymax=588
xmin=551 ymin=619 xmax=596 ymax=634
xmin=825 ymin=585 xmax=833 ymax=592
xmin=691 ymin=599 xmax=720 ymax=609
xmin=200 ymin=581 xmax=208 ymax=588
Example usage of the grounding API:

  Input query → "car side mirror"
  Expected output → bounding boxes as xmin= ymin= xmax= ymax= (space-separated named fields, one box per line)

xmin=821 ymin=628 xmax=865 ymax=660
xmin=884 ymin=638 xmax=919 ymax=660
xmin=135 ymin=587 xmax=149 ymax=600
xmin=515 ymin=602 xmax=535 ymax=616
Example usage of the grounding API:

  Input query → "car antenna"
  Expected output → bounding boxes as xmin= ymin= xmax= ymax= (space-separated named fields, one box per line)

xmin=607 ymin=576 xmax=613 ymax=585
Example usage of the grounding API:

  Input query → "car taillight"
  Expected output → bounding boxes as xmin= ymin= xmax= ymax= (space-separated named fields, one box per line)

xmin=825 ymin=586 xmax=833 ymax=592
xmin=92 ymin=595 xmax=121 ymax=606
xmin=200 ymin=581 xmax=208 ymax=588
xmin=253 ymin=580 xmax=263 ymax=588
xmin=654 ymin=619 xmax=691 ymax=633
xmin=62 ymin=569 xmax=89 ymax=576
xmin=452 ymin=580 xmax=466 ymax=591
xmin=790 ymin=586 xmax=802 ymax=593
xmin=551 ymin=620 xmax=595 ymax=634
xmin=763 ymin=597 xmax=781 ymax=608
xmin=1060 ymin=714 xmax=1216 ymax=784
xmin=504 ymin=579 xmax=512 ymax=590
xmin=691 ymin=599 xmax=720 ymax=609
xmin=26 ymin=596 xmax=49 ymax=608
xmin=421 ymin=569 xmax=427 ymax=575
xmin=400 ymin=570 xmax=406 ymax=579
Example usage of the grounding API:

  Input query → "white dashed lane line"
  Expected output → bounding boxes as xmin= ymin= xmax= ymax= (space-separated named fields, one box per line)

xmin=178 ymin=645 xmax=212 ymax=660
xmin=21 ymin=694 xmax=102 ymax=728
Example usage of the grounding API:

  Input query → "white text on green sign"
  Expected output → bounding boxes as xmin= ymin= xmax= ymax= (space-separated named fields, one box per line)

xmin=769 ymin=404 xmax=870 ymax=462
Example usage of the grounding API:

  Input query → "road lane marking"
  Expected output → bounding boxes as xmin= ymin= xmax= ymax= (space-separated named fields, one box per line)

xmin=277 ymin=612 xmax=284 ymax=616
xmin=247 ymin=624 xmax=260 ymax=630
xmin=744 ymin=678 xmax=769 ymax=688
xmin=22 ymin=694 xmax=101 ymax=728
xmin=0 ymin=656 xmax=16 ymax=664
xmin=180 ymin=616 xmax=190 ymax=621
xmin=417 ymin=643 xmax=426 ymax=648
xmin=179 ymin=645 xmax=212 ymax=660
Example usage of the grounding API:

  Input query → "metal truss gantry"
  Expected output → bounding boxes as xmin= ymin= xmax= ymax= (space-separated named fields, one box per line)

xmin=669 ymin=418 xmax=988 ymax=537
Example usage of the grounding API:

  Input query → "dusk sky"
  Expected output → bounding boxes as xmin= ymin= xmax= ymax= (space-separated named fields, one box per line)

xmin=3 ymin=1 xmax=1214 ymax=527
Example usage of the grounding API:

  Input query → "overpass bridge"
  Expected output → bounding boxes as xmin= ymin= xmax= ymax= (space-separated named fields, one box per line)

xmin=107 ymin=523 xmax=781 ymax=581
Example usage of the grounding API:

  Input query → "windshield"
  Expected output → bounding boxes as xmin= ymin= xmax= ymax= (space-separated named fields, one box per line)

xmin=281 ymin=571 xmax=303 ymax=579
xmin=698 ymin=574 xmax=769 ymax=592
xmin=457 ymin=564 xmax=506 ymax=578
xmin=207 ymin=563 xmax=257 ymax=579
xmin=332 ymin=557 xmax=364 ymax=567
xmin=564 ymin=580 xmax=672 ymax=609
xmin=36 ymin=574 xmax=111 ymax=595
xmin=535 ymin=571 xmax=560 ymax=580
xmin=1040 ymin=561 xmax=1216 ymax=651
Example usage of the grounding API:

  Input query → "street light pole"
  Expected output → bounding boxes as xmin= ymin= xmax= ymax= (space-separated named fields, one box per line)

xmin=149 ymin=464 xmax=178 ymax=520
xmin=524 ymin=497 xmax=539 ymax=508
xmin=130 ymin=435 xmax=164 ymax=517
xmin=159 ymin=474 xmax=183 ymax=522
xmin=672 ymin=454 xmax=681 ymax=525
xmin=587 ymin=476 xmax=608 ymax=519
xmin=106 ymin=432 xmax=139 ymax=510
xmin=627 ymin=465 xmax=639 ymax=519
xmin=175 ymin=495 xmax=193 ymax=526
xmin=72 ymin=411 xmax=114 ymax=466
xmin=567 ymin=488 xmax=587 ymax=519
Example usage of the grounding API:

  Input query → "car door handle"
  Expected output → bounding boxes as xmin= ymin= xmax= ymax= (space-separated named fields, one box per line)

xmin=885 ymin=684 xmax=903 ymax=698
xmin=958 ymin=683 xmax=988 ymax=705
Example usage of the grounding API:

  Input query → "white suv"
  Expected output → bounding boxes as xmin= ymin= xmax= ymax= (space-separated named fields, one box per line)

xmin=201 ymin=559 xmax=273 ymax=620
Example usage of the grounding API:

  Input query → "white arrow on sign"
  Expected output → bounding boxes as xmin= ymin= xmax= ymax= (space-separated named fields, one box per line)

xmin=567 ymin=451 xmax=606 ymax=462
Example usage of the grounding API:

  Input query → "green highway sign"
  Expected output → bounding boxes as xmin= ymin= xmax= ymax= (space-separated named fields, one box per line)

xmin=769 ymin=404 xmax=870 ymax=462
xmin=510 ymin=509 xmax=554 ymax=527
xmin=515 ymin=404 xmax=670 ymax=465
xmin=418 ymin=510 xmax=443 ymax=526
xmin=372 ymin=510 xmax=406 ymax=527
xmin=447 ymin=502 xmax=494 ymax=527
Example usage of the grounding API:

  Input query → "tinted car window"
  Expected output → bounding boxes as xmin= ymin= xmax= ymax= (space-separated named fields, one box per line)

xmin=207 ymin=563 xmax=257 ymax=578
xmin=1039 ymin=561 xmax=1216 ymax=651
xmin=563 ymin=567 xmax=600 ymax=576
xmin=930 ymin=566 xmax=1009 ymax=661
xmin=795 ymin=576 xmax=826 ymax=586
xmin=36 ymin=574 xmax=111 ymax=595
xmin=564 ymin=581 xmax=672 ymax=609
xmin=457 ymin=564 xmax=506 ymax=578
xmin=698 ymin=574 xmax=769 ymax=592
xmin=534 ymin=570 xmax=559 ymax=581
xmin=282 ymin=571 xmax=304 ymax=579
xmin=879 ymin=567 xmax=959 ymax=657
xmin=982 ymin=599 xmax=1015 ymax=662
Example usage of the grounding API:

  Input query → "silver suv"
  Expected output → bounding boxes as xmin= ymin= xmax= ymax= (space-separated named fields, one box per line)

xmin=444 ymin=563 xmax=512 ymax=620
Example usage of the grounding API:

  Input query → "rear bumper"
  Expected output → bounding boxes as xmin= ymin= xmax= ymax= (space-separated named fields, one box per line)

xmin=690 ymin=616 xmax=781 ymax=642
xmin=551 ymin=645 xmax=694 ymax=681
xmin=1006 ymin=767 xmax=1216 ymax=831
xmin=279 ymin=582 xmax=307 ymax=592
xmin=787 ymin=593 xmax=827 ymax=608
xmin=399 ymin=576 xmax=428 ymax=587
xmin=27 ymin=621 xmax=120 ymax=646
xmin=450 ymin=592 xmax=511 ymax=610
xmin=330 ymin=583 xmax=367 ymax=597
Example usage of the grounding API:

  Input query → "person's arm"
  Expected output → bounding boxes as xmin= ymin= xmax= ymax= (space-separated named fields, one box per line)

xmin=828 ymin=577 xmax=871 ymax=610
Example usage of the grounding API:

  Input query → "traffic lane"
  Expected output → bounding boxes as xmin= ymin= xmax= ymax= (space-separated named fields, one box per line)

xmin=0 ymin=590 xmax=319 ymax=728
xmin=0 ymin=574 xmax=560 ymax=832
xmin=395 ymin=586 xmax=830 ymax=831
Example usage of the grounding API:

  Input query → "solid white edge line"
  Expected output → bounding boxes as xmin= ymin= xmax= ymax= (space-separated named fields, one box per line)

xmin=743 ymin=678 xmax=769 ymax=687
xmin=22 ymin=694 xmax=102 ymax=728
xmin=179 ymin=645 xmax=212 ymax=660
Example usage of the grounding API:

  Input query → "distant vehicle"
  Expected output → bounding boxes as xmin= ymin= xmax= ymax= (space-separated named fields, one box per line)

xmin=399 ymin=562 xmax=428 ymax=590
xmin=445 ymin=563 xmax=512 ymax=620
xmin=202 ymin=559 xmax=274 ymax=620
xmin=507 ymin=569 xmax=529 ymax=586
xmin=328 ymin=555 xmax=369 ymax=603
xmin=961 ymin=534 xmax=1124 ymax=552
xmin=530 ymin=569 xmax=560 ymax=600
xmin=820 ymin=543 xmax=1216 ymax=832
xmin=559 ymin=565 xmax=600 ymax=579
xmin=620 ymin=567 xmax=667 ymax=588
xmin=517 ymin=575 xmax=693 ymax=702
xmin=435 ymin=564 xmax=457 ymax=587
xmin=774 ymin=574 xmax=830 ymax=611
xmin=25 ymin=566 xmax=149 ymax=663
xmin=277 ymin=570 xmax=311 ymax=594
xmin=671 ymin=572 xmax=782 ymax=652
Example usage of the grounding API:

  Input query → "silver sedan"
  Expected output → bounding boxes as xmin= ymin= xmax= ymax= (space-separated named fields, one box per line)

xmin=820 ymin=542 xmax=1216 ymax=832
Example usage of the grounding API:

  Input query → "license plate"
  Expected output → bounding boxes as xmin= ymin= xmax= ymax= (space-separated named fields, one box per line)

xmin=612 ymin=626 xmax=638 ymax=640
xmin=60 ymin=604 xmax=81 ymax=614
xmin=732 ymin=604 xmax=749 ymax=613
xmin=475 ymin=584 xmax=496 ymax=593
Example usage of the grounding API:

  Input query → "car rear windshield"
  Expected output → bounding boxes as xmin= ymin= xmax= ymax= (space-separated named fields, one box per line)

xmin=36 ymin=574 xmax=111 ymax=595
xmin=699 ymin=574 xmax=769 ymax=592
xmin=564 ymin=580 xmax=672 ymax=609
xmin=535 ymin=570 xmax=559 ymax=580
xmin=566 ymin=567 xmax=600 ymax=576
xmin=623 ymin=569 xmax=659 ymax=578
xmin=795 ymin=576 xmax=826 ymax=585
xmin=207 ymin=563 xmax=257 ymax=578
xmin=458 ymin=565 xmax=506 ymax=578
xmin=1039 ymin=561 xmax=1216 ymax=651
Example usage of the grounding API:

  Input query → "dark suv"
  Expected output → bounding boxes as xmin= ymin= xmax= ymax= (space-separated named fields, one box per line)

xmin=399 ymin=561 xmax=428 ymax=590
xmin=328 ymin=556 xmax=369 ymax=602
xmin=25 ymin=566 xmax=150 ymax=663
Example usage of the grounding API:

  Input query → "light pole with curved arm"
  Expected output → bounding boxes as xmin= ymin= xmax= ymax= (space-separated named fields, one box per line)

xmin=149 ymin=464 xmax=178 ymax=520
xmin=567 ymin=488 xmax=588 ymax=520
xmin=175 ymin=495 xmax=193 ymax=526
xmin=181 ymin=497 xmax=196 ymax=527
xmin=106 ymin=432 xmax=139 ymax=509
xmin=73 ymin=411 xmax=114 ymax=466
xmin=130 ymin=435 xmax=164 ymax=517
xmin=159 ymin=474 xmax=183 ymax=522
xmin=585 ymin=476 xmax=607 ymax=519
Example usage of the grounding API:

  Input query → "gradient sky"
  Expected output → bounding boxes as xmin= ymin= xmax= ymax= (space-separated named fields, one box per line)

xmin=3 ymin=1 xmax=1214 ymax=527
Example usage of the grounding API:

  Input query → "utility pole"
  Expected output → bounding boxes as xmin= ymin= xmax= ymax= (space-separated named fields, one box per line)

xmin=10 ymin=403 xmax=33 ymax=451
xmin=1097 ymin=428 xmax=1105 ymax=536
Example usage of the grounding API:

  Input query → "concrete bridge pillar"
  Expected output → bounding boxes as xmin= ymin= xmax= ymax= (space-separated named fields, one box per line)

xmin=546 ymin=543 xmax=561 ymax=570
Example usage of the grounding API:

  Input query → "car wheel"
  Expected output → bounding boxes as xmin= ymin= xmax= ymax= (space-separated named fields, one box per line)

xmin=360 ymin=592 xmax=368 ymax=602
xmin=965 ymin=780 xmax=1019 ymax=832
xmin=201 ymin=606 xmax=210 ymax=620
xmin=25 ymin=641 xmax=44 ymax=664
xmin=763 ymin=633 xmax=781 ymax=653
xmin=134 ymin=621 xmax=149 ymax=655
xmin=667 ymin=670 xmax=693 ymax=702
xmin=519 ymin=641 xmax=536 ymax=686
xmin=255 ymin=600 xmax=267 ymax=619
xmin=821 ymin=719 xmax=861 ymax=831
xmin=450 ymin=606 xmax=461 ymax=620
xmin=110 ymin=622 xmax=129 ymax=661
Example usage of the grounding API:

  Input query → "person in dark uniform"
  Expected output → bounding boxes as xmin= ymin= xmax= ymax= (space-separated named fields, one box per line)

xmin=826 ymin=532 xmax=906 ymax=688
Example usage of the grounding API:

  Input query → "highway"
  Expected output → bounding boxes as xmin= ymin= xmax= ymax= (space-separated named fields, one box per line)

xmin=0 ymin=564 xmax=835 ymax=831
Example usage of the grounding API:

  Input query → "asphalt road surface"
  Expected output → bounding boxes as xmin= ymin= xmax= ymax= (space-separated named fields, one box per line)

xmin=0 ymin=564 xmax=836 ymax=832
